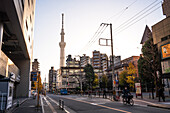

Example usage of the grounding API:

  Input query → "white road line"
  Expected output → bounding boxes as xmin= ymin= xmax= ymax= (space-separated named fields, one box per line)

xmin=62 ymin=97 xmax=131 ymax=113
xmin=40 ymin=95 xmax=45 ymax=113
xmin=44 ymin=96 xmax=57 ymax=113
xmin=46 ymin=95 xmax=76 ymax=113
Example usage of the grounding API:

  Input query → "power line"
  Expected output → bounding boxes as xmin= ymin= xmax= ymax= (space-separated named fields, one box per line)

xmin=114 ymin=0 xmax=161 ymax=33
xmin=114 ymin=5 xmax=162 ymax=36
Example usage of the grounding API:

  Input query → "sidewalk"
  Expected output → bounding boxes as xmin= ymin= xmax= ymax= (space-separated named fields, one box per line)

xmin=81 ymin=92 xmax=170 ymax=109
xmin=134 ymin=96 xmax=170 ymax=109
xmin=7 ymin=97 xmax=42 ymax=113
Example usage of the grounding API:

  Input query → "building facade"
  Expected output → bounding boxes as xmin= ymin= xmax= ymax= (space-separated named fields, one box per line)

xmin=66 ymin=55 xmax=80 ymax=67
xmin=0 ymin=0 xmax=36 ymax=98
xmin=92 ymin=50 xmax=102 ymax=73
xmin=151 ymin=0 xmax=170 ymax=95
xmin=80 ymin=54 xmax=90 ymax=67
xmin=48 ymin=67 xmax=57 ymax=92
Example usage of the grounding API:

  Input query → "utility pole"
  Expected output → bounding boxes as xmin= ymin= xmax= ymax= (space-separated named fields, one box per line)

xmin=110 ymin=24 xmax=115 ymax=92
xmin=99 ymin=23 xmax=115 ymax=95
xmin=37 ymin=72 xmax=40 ymax=107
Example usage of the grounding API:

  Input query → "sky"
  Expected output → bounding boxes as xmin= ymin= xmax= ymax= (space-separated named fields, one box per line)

xmin=33 ymin=0 xmax=165 ymax=83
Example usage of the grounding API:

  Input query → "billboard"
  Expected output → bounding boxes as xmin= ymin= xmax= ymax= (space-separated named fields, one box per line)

xmin=161 ymin=43 xmax=170 ymax=59
xmin=161 ymin=59 xmax=170 ymax=74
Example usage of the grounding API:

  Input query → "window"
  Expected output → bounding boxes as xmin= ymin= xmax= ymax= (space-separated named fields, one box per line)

xmin=28 ymin=36 xmax=30 ymax=42
xmin=26 ymin=20 xmax=28 ymax=30
xmin=28 ymin=0 xmax=30 ymax=6
xmin=30 ymin=15 xmax=32 ymax=23
xmin=21 ymin=0 xmax=24 ymax=10
xmin=161 ymin=35 xmax=169 ymax=41
xmin=9 ymin=86 xmax=13 ymax=97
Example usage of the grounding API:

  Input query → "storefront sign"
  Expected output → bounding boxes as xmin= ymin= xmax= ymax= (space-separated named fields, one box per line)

xmin=135 ymin=83 xmax=141 ymax=96
xmin=161 ymin=43 xmax=170 ymax=59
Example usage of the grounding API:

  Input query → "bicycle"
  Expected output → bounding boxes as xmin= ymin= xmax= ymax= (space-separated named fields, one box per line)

xmin=122 ymin=94 xmax=134 ymax=106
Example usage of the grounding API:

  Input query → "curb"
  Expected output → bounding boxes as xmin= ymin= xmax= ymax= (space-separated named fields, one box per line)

xmin=147 ymin=104 xmax=170 ymax=110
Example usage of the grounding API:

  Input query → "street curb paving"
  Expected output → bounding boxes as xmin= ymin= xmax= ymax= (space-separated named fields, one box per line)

xmin=6 ymin=98 xmax=29 ymax=113
xmin=147 ymin=104 xmax=170 ymax=110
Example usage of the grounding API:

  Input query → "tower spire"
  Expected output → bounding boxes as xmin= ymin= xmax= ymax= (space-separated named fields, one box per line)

xmin=59 ymin=13 xmax=66 ymax=68
xmin=62 ymin=13 xmax=64 ymax=29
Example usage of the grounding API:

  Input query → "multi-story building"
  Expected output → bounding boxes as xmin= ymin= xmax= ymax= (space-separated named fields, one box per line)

xmin=31 ymin=59 xmax=40 ymax=90
xmin=32 ymin=59 xmax=39 ymax=72
xmin=92 ymin=50 xmax=102 ymax=73
xmin=0 ymin=0 xmax=36 ymax=98
xmin=101 ymin=53 xmax=108 ymax=72
xmin=66 ymin=55 xmax=80 ymax=67
xmin=151 ymin=0 xmax=170 ymax=95
xmin=48 ymin=67 xmax=57 ymax=92
xmin=80 ymin=54 xmax=90 ymax=67
xmin=61 ymin=66 xmax=84 ymax=91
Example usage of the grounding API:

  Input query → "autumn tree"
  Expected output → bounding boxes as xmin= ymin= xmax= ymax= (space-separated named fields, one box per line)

xmin=93 ymin=73 xmax=99 ymax=89
xmin=119 ymin=70 xmax=128 ymax=89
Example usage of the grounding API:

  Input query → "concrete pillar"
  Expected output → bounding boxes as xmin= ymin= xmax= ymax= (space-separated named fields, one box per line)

xmin=15 ymin=59 xmax=31 ymax=97
xmin=0 ymin=23 xmax=3 ymax=56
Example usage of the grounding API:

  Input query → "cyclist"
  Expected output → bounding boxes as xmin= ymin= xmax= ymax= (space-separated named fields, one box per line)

xmin=122 ymin=86 xmax=131 ymax=103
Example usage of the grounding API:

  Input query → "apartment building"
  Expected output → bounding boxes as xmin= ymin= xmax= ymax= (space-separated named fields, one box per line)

xmin=80 ymin=54 xmax=90 ymax=67
xmin=49 ymin=67 xmax=57 ymax=92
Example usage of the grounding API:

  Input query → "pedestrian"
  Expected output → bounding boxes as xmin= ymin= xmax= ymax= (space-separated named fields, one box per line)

xmin=103 ymin=89 xmax=107 ymax=98
xmin=158 ymin=86 xmax=165 ymax=102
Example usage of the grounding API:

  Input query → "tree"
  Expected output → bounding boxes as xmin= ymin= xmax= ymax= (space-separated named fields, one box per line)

xmin=101 ymin=74 xmax=108 ymax=89
xmin=84 ymin=64 xmax=95 ymax=90
xmin=127 ymin=62 xmax=136 ymax=89
xmin=138 ymin=56 xmax=153 ymax=92
xmin=127 ymin=62 xmax=136 ymax=76
xmin=119 ymin=70 xmax=128 ymax=88
xmin=93 ymin=73 xmax=99 ymax=89
xmin=140 ymin=37 xmax=161 ymax=96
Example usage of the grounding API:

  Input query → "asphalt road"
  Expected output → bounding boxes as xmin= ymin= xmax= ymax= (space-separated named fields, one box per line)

xmin=46 ymin=94 xmax=170 ymax=113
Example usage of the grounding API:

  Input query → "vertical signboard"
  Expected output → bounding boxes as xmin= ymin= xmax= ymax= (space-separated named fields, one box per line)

xmin=135 ymin=83 xmax=141 ymax=96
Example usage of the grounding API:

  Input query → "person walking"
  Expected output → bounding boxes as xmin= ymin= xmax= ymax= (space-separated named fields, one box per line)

xmin=103 ymin=89 xmax=107 ymax=98
xmin=158 ymin=86 xmax=165 ymax=102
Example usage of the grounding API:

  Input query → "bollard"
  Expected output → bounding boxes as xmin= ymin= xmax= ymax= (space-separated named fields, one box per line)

xmin=59 ymin=99 xmax=64 ymax=110
xmin=61 ymin=100 xmax=64 ymax=110
xmin=16 ymin=100 xmax=20 ymax=107
xmin=149 ymin=93 xmax=151 ymax=99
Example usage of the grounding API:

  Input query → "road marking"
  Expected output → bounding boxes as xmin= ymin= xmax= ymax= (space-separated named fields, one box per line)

xmin=43 ymin=96 xmax=57 ymax=113
xmin=63 ymin=97 xmax=131 ymax=113
xmin=46 ymin=95 xmax=76 ymax=113
xmin=40 ymin=95 xmax=45 ymax=113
